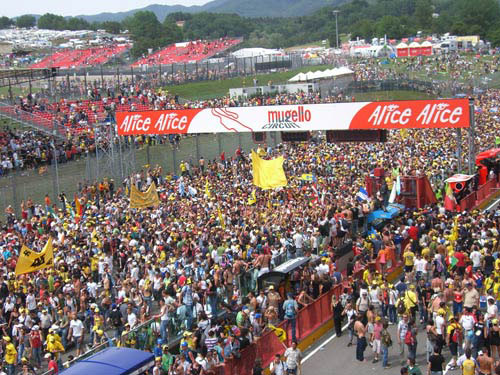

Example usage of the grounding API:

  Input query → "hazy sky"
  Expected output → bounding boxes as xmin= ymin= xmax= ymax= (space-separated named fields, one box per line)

xmin=4 ymin=0 xmax=210 ymax=17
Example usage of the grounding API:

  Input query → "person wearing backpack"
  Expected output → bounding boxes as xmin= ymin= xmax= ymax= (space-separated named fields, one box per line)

xmin=446 ymin=315 xmax=461 ymax=370
xmin=381 ymin=320 xmax=392 ymax=369
xmin=397 ymin=296 xmax=407 ymax=317
xmin=405 ymin=320 xmax=418 ymax=361
xmin=397 ymin=314 xmax=409 ymax=357
xmin=283 ymin=293 xmax=299 ymax=342
xmin=356 ymin=291 xmax=371 ymax=322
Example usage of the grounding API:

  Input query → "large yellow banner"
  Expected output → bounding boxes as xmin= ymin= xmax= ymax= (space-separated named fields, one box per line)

xmin=251 ymin=150 xmax=287 ymax=190
xmin=15 ymin=238 xmax=54 ymax=276
xmin=129 ymin=182 xmax=160 ymax=208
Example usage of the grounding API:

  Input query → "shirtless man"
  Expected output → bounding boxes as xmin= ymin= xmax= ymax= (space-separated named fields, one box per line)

xmin=354 ymin=316 xmax=367 ymax=362
xmin=477 ymin=349 xmax=495 ymax=375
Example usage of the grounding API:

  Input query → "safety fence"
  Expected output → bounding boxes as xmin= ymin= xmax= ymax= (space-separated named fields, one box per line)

xmin=0 ymin=132 xmax=257 ymax=217
xmin=220 ymin=263 xmax=373 ymax=375
xmin=458 ymin=175 xmax=500 ymax=211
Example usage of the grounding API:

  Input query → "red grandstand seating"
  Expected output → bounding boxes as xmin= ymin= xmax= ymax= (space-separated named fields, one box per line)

xmin=30 ymin=44 xmax=131 ymax=69
xmin=131 ymin=38 xmax=241 ymax=67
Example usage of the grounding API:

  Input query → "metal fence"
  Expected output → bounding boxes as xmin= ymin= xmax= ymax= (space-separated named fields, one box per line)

xmin=0 ymin=132 xmax=257 ymax=217
xmin=7 ymin=52 xmax=332 ymax=103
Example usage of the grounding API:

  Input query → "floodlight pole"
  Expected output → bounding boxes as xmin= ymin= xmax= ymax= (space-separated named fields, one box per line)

xmin=333 ymin=11 xmax=340 ymax=49
xmin=468 ymin=97 xmax=475 ymax=175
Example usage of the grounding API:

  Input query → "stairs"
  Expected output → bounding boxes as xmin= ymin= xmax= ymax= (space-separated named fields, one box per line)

xmin=0 ymin=101 xmax=65 ymax=139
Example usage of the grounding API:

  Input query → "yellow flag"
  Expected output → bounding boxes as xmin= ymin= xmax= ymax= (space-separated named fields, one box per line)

xmin=217 ymin=206 xmax=226 ymax=229
xmin=268 ymin=324 xmax=287 ymax=342
xmin=205 ymin=180 xmax=211 ymax=198
xmin=247 ymin=189 xmax=257 ymax=205
xmin=400 ymin=128 xmax=408 ymax=139
xmin=129 ymin=182 xmax=160 ymax=209
xmin=251 ymin=150 xmax=287 ymax=190
xmin=450 ymin=215 xmax=459 ymax=243
xmin=15 ymin=238 xmax=54 ymax=276
xmin=267 ymin=192 xmax=272 ymax=210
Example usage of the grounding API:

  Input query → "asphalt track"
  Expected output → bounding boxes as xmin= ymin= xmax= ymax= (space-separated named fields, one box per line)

xmin=301 ymin=321 xmax=460 ymax=375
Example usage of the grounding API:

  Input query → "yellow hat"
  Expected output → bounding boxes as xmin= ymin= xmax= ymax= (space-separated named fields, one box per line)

xmin=3 ymin=336 xmax=10 ymax=342
xmin=448 ymin=316 xmax=455 ymax=322
xmin=493 ymin=319 xmax=499 ymax=325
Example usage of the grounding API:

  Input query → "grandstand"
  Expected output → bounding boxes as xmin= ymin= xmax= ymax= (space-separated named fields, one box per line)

xmin=30 ymin=44 xmax=131 ymax=69
xmin=131 ymin=38 xmax=242 ymax=67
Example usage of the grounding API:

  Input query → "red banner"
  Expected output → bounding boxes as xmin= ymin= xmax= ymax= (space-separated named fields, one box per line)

xmin=116 ymin=99 xmax=470 ymax=136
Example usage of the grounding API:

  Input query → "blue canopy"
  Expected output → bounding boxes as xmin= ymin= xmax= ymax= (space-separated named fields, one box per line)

xmin=60 ymin=347 xmax=154 ymax=375
xmin=367 ymin=203 xmax=404 ymax=224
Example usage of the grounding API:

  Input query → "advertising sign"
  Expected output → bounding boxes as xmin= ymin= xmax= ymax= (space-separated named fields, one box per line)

xmin=116 ymin=99 xmax=470 ymax=135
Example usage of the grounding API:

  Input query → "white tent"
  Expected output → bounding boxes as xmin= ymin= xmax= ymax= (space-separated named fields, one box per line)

xmin=310 ymin=70 xmax=325 ymax=79
xmin=288 ymin=67 xmax=355 ymax=82
xmin=231 ymin=48 xmax=282 ymax=58
xmin=288 ymin=72 xmax=307 ymax=82
xmin=304 ymin=71 xmax=316 ymax=80
xmin=334 ymin=67 xmax=354 ymax=75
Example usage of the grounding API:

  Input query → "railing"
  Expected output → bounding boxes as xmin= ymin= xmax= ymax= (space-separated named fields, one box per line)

xmin=476 ymin=178 xmax=497 ymax=202
xmin=460 ymin=191 xmax=477 ymax=211
xmin=0 ymin=101 xmax=65 ymax=138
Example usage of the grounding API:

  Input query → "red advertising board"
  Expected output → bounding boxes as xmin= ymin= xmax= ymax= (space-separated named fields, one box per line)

xmin=116 ymin=99 xmax=470 ymax=135
xmin=397 ymin=48 xmax=409 ymax=57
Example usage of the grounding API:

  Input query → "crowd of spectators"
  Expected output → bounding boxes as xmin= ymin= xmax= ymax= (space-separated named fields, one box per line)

xmin=1 ymin=54 xmax=500 ymax=375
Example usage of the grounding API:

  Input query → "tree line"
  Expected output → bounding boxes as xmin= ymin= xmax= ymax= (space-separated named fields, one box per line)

xmin=2 ymin=0 xmax=500 ymax=58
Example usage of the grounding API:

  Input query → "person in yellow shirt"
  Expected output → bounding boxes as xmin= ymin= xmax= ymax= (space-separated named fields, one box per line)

xmin=179 ymin=161 xmax=186 ymax=176
xmin=484 ymin=275 xmax=495 ymax=294
xmin=404 ymin=284 xmax=418 ymax=320
xmin=403 ymin=248 xmax=415 ymax=281
xmin=46 ymin=336 xmax=65 ymax=361
xmin=461 ymin=350 xmax=476 ymax=375
xmin=3 ymin=336 xmax=17 ymax=374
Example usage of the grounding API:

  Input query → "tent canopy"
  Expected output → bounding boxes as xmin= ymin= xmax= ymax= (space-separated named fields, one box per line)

xmin=60 ymin=348 xmax=154 ymax=375
xmin=476 ymin=148 xmax=500 ymax=166
xmin=445 ymin=174 xmax=475 ymax=183
xmin=231 ymin=48 xmax=282 ymax=58
xmin=288 ymin=72 xmax=307 ymax=82
xmin=288 ymin=67 xmax=354 ymax=82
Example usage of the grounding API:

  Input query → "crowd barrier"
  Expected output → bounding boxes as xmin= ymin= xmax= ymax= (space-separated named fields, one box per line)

xmin=222 ymin=285 xmax=343 ymax=375
xmin=458 ymin=176 xmax=500 ymax=211
xmin=221 ymin=264 xmax=371 ymax=375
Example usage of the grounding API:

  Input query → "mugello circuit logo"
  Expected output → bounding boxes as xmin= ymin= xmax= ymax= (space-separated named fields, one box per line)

xmin=263 ymin=106 xmax=312 ymax=129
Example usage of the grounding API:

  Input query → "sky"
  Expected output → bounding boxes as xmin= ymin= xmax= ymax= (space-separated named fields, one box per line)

xmin=4 ymin=0 xmax=210 ymax=18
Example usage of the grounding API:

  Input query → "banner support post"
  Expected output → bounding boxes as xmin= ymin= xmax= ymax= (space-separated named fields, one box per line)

xmin=457 ymin=128 xmax=462 ymax=173
xmin=468 ymin=97 xmax=475 ymax=175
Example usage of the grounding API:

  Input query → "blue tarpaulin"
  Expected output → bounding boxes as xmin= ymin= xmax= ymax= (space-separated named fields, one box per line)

xmin=60 ymin=347 xmax=154 ymax=375
xmin=367 ymin=203 xmax=405 ymax=224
